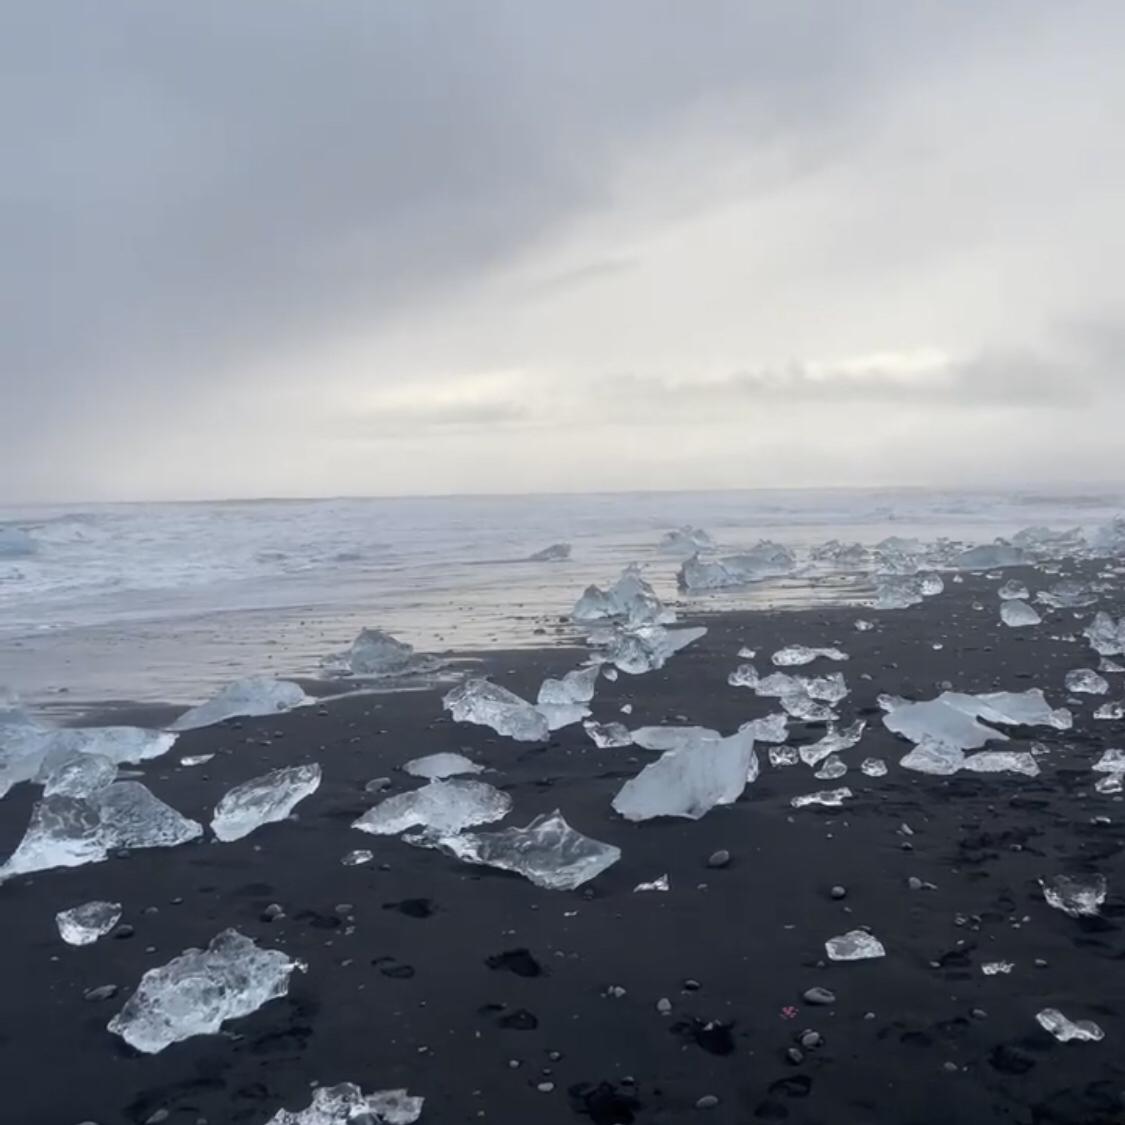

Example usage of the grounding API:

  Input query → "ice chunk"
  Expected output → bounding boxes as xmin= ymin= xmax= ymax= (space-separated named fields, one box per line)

xmin=529 ymin=542 xmax=571 ymax=562
xmin=107 ymin=929 xmax=303 ymax=1053
xmin=998 ymin=579 xmax=1030 ymax=600
xmin=738 ymin=712 xmax=789 ymax=743
xmin=0 ymin=526 xmax=35 ymax=557
xmin=341 ymin=849 xmax=373 ymax=866
xmin=942 ymin=689 xmax=1072 ymax=730
xmin=981 ymin=960 xmax=1015 ymax=975
xmin=1040 ymin=874 xmax=1107 ymax=917
xmin=180 ymin=753 xmax=214 ymax=767
xmin=1091 ymin=516 xmax=1125 ymax=555
xmin=1092 ymin=748 xmax=1125 ymax=773
xmin=660 ymin=526 xmax=713 ymax=554
xmin=354 ymin=779 xmax=511 ymax=836
xmin=1094 ymin=702 xmax=1124 ymax=720
xmin=771 ymin=645 xmax=848 ymax=667
xmin=40 ymin=751 xmax=117 ymax=797
xmin=791 ymin=787 xmax=853 ymax=808
xmin=45 ymin=725 xmax=177 ymax=766
xmin=1037 ymin=579 xmax=1098 ymax=609
xmin=171 ymin=677 xmax=308 ymax=730
xmin=403 ymin=752 xmax=484 ymax=779
xmin=572 ymin=565 xmax=670 ymax=626
xmin=1095 ymin=774 xmax=1123 ymax=794
xmin=770 ymin=746 xmax=799 ymax=767
xmin=677 ymin=542 xmax=795 ymax=590
xmin=900 ymin=739 xmax=966 ymax=775
xmin=873 ymin=575 xmax=929 ymax=610
xmin=780 ymin=692 xmax=838 ymax=722
xmin=854 ymin=619 xmax=875 ymax=632
xmin=583 ymin=720 xmax=633 ymax=749
xmin=1065 ymin=668 xmax=1109 ymax=695
xmin=634 ymin=873 xmax=669 ymax=892
xmin=953 ymin=544 xmax=1029 ymax=569
xmin=327 ymin=628 xmax=418 ymax=676
xmin=754 ymin=671 xmax=849 ymax=703
xmin=860 ymin=757 xmax=887 ymax=777
xmin=1036 ymin=1009 xmax=1104 ymax=1043
xmin=443 ymin=679 xmax=549 ymax=742
xmin=813 ymin=755 xmax=847 ymax=780
xmin=97 ymin=781 xmax=204 ymax=850
xmin=962 ymin=751 xmax=1040 ymax=777
xmin=919 ymin=572 xmax=945 ymax=596
xmin=728 ymin=663 xmax=760 ymax=688
xmin=1085 ymin=611 xmax=1125 ymax=657
xmin=631 ymin=726 xmax=721 ymax=750
xmin=538 ymin=665 xmax=599 ymax=705
xmin=825 ymin=930 xmax=885 ymax=960
xmin=267 ymin=1083 xmax=424 ymax=1125
xmin=884 ymin=700 xmax=1004 ymax=751
xmin=415 ymin=810 xmax=620 ymax=890
xmin=612 ymin=730 xmax=756 ymax=821
xmin=1001 ymin=600 xmax=1042 ymax=627
xmin=799 ymin=720 xmax=865 ymax=766
xmin=810 ymin=539 xmax=872 ymax=568
xmin=600 ymin=624 xmax=706 ymax=675
xmin=536 ymin=701 xmax=591 ymax=731
xmin=56 ymin=900 xmax=122 ymax=946
xmin=211 ymin=764 xmax=321 ymax=842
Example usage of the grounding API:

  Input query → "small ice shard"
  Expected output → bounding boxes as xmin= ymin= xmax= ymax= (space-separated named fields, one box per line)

xmin=403 ymin=752 xmax=484 ymax=780
xmin=771 ymin=645 xmax=849 ymax=667
xmin=612 ymin=730 xmax=756 ymax=822
xmin=266 ymin=1083 xmax=424 ymax=1125
xmin=1040 ymin=874 xmax=1107 ymax=917
xmin=56 ymin=900 xmax=122 ymax=946
xmin=953 ymin=543 xmax=1029 ymax=569
xmin=443 ymin=678 xmax=549 ymax=742
xmin=981 ymin=960 xmax=1015 ymax=975
xmin=601 ymin=624 xmax=706 ymax=674
xmin=529 ymin=542 xmax=571 ymax=562
xmin=211 ymin=764 xmax=322 ymax=843
xmin=825 ymin=929 xmax=885 ymax=960
xmin=769 ymin=745 xmax=799 ymax=767
xmin=327 ymin=628 xmax=418 ymax=676
xmin=814 ymin=755 xmax=847 ymax=780
xmin=180 ymin=753 xmax=214 ymax=767
xmin=1036 ymin=579 xmax=1098 ymax=609
xmin=738 ymin=712 xmax=789 ymax=743
xmin=1092 ymin=748 xmax=1125 ymax=773
xmin=900 ymin=739 xmax=966 ymax=775
xmin=962 ymin=751 xmax=1040 ymax=777
xmin=791 ymin=787 xmax=853 ymax=809
xmin=728 ymin=663 xmax=759 ymax=688
xmin=800 ymin=720 xmax=865 ymax=766
xmin=40 ymin=751 xmax=117 ymax=798
xmin=738 ymin=645 xmax=757 ymax=658
xmin=998 ymin=579 xmax=1030 ymax=600
xmin=860 ymin=757 xmax=887 ymax=777
xmin=537 ymin=665 xmax=599 ymax=705
xmin=1065 ymin=668 xmax=1109 ymax=695
xmin=919 ymin=573 xmax=945 ymax=596
xmin=854 ymin=619 xmax=875 ymax=631
xmin=634 ymin=873 xmax=669 ymax=892
xmin=1085 ymin=612 xmax=1125 ymax=657
xmin=107 ymin=928 xmax=303 ymax=1054
xmin=415 ymin=810 xmax=620 ymax=890
xmin=171 ymin=677 xmax=308 ymax=731
xmin=1036 ymin=1009 xmax=1104 ymax=1043
xmin=1094 ymin=702 xmax=1124 ymax=720
xmin=1001 ymin=600 xmax=1042 ymax=628
xmin=341 ymin=849 xmax=373 ymax=866
xmin=603 ymin=666 xmax=619 ymax=682
xmin=1095 ymin=774 xmax=1122 ymax=794
xmin=583 ymin=720 xmax=633 ymax=749
xmin=354 ymin=779 xmax=511 ymax=836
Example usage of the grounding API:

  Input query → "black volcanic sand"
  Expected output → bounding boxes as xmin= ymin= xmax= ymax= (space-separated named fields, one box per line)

xmin=2 ymin=564 xmax=1125 ymax=1124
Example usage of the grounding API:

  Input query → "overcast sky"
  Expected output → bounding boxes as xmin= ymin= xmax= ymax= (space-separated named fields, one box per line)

xmin=3 ymin=2 xmax=1123 ymax=502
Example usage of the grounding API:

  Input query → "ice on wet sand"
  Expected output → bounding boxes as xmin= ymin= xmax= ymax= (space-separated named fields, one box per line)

xmin=1040 ymin=874 xmax=1107 ymax=917
xmin=211 ymin=764 xmax=322 ymax=842
xmin=403 ymin=752 xmax=484 ymax=779
xmin=791 ymin=787 xmax=852 ymax=808
xmin=583 ymin=720 xmax=633 ymax=748
xmin=860 ymin=757 xmax=887 ymax=777
xmin=1085 ymin=612 xmax=1125 ymax=656
xmin=771 ymin=645 xmax=848 ymax=667
xmin=354 ymin=779 xmax=511 ymax=836
xmin=40 ymin=751 xmax=117 ymax=797
xmin=537 ymin=665 xmax=599 ymax=705
xmin=800 ymin=720 xmax=865 ymax=766
xmin=443 ymin=678 xmax=549 ymax=742
xmin=1036 ymin=1009 xmax=1104 ymax=1043
xmin=1001 ymin=600 xmax=1042 ymax=628
xmin=825 ymin=929 xmax=885 ymax=960
xmin=998 ymin=579 xmax=1030 ymax=600
xmin=326 ymin=628 xmax=418 ymax=676
xmin=414 ymin=810 xmax=620 ymax=890
xmin=1065 ymin=668 xmax=1109 ymax=695
xmin=739 ymin=712 xmax=789 ymax=743
xmin=899 ymin=739 xmax=966 ymax=775
xmin=962 ymin=750 xmax=1040 ymax=777
xmin=107 ymin=929 xmax=303 ymax=1053
xmin=171 ymin=677 xmax=309 ymax=731
xmin=56 ymin=900 xmax=122 ymax=946
xmin=267 ymin=1083 xmax=424 ymax=1124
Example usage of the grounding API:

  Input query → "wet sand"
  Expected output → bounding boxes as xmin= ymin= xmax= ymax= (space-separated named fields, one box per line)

xmin=1 ymin=566 xmax=1124 ymax=1124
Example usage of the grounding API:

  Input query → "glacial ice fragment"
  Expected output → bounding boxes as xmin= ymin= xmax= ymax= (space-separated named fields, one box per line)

xmin=953 ymin=544 xmax=1029 ymax=569
xmin=107 ymin=929 xmax=303 ymax=1053
xmin=538 ymin=665 xmax=599 ymax=705
xmin=443 ymin=679 xmax=549 ymax=742
xmin=998 ymin=579 xmax=1030 ymax=600
xmin=1001 ymin=600 xmax=1042 ymax=628
xmin=791 ymin=787 xmax=853 ymax=808
xmin=583 ymin=720 xmax=633 ymax=748
xmin=572 ymin=565 xmax=670 ymax=626
xmin=529 ymin=542 xmax=571 ymax=562
xmin=899 ymin=739 xmax=966 ymax=775
xmin=612 ymin=731 xmax=756 ymax=821
xmin=771 ymin=645 xmax=848 ymax=667
xmin=1036 ymin=1009 xmax=1104 ymax=1043
xmin=211 ymin=764 xmax=321 ymax=842
xmin=341 ymin=849 xmax=373 ymax=866
xmin=1040 ymin=874 xmax=1107 ymax=917
xmin=961 ymin=751 xmax=1040 ymax=777
xmin=1085 ymin=612 xmax=1125 ymax=656
xmin=799 ymin=720 xmax=865 ymax=766
xmin=171 ymin=677 xmax=308 ymax=730
xmin=1037 ymin=579 xmax=1098 ymax=609
xmin=535 ymin=701 xmax=591 ymax=731
xmin=770 ymin=746 xmax=799 ymax=767
xmin=326 ymin=628 xmax=418 ymax=676
xmin=56 ymin=900 xmax=122 ymax=946
xmin=1094 ymin=702 xmax=1124 ymax=720
xmin=813 ymin=755 xmax=847 ymax=780
xmin=981 ymin=961 xmax=1014 ymax=975
xmin=1065 ymin=668 xmax=1109 ymax=695
xmin=414 ymin=810 xmax=620 ymax=890
xmin=266 ymin=1082 xmax=424 ymax=1125
xmin=634 ymin=874 xmax=670 ymax=892
xmin=660 ymin=526 xmax=713 ymax=554
xmin=601 ymin=624 xmax=706 ymax=675
xmin=873 ymin=576 xmax=928 ymax=610
xmin=825 ymin=930 xmax=885 ymax=960
xmin=40 ymin=751 xmax=117 ymax=797
xmin=860 ymin=757 xmax=887 ymax=777
xmin=403 ymin=752 xmax=484 ymax=779
xmin=1092 ymin=748 xmax=1125 ymax=773
xmin=738 ymin=712 xmax=789 ymax=743
xmin=884 ymin=700 xmax=1004 ymax=751
xmin=942 ymin=689 xmax=1072 ymax=730
xmin=354 ymin=779 xmax=511 ymax=836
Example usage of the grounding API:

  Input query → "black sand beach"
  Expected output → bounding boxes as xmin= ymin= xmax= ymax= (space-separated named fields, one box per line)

xmin=2 ymin=566 xmax=1124 ymax=1124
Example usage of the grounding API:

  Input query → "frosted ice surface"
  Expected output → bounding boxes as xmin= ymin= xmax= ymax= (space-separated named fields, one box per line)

xmin=800 ymin=720 xmax=865 ymax=766
xmin=1037 ymin=579 xmax=1098 ymax=609
xmin=791 ymin=787 xmax=852 ymax=808
xmin=529 ymin=542 xmax=571 ymax=561
xmin=634 ymin=873 xmax=670 ymax=892
xmin=613 ymin=730 xmax=756 ymax=821
xmin=825 ymin=929 xmax=885 ymax=960
xmin=1092 ymin=748 xmax=1125 ymax=773
xmin=981 ymin=961 xmax=1015 ymax=975
xmin=443 ymin=679 xmax=549 ymax=742
xmin=403 ymin=752 xmax=484 ymax=779
xmin=941 ymin=689 xmax=1071 ymax=730
xmin=267 ymin=1083 xmax=424 ymax=1125
xmin=738 ymin=712 xmax=789 ymax=743
xmin=998 ymin=579 xmax=1030 ymax=600
xmin=583 ymin=721 xmax=633 ymax=748
xmin=899 ymin=739 xmax=967 ymax=775
xmin=1001 ymin=600 xmax=1042 ymax=628
xmin=40 ymin=751 xmax=117 ymax=797
xmin=954 ymin=544 xmax=1029 ymax=568
xmin=211 ymin=764 xmax=321 ymax=842
xmin=770 ymin=746 xmax=799 ymax=767
xmin=1085 ymin=612 xmax=1125 ymax=657
xmin=1094 ymin=702 xmax=1124 ymax=720
xmin=171 ymin=677 xmax=308 ymax=731
xmin=354 ymin=779 xmax=511 ymax=836
xmin=538 ymin=665 xmax=599 ymax=705
xmin=861 ymin=757 xmax=887 ymax=777
xmin=602 ymin=624 xmax=706 ymax=675
xmin=813 ymin=755 xmax=847 ymax=780
xmin=56 ymin=900 xmax=122 ymax=946
xmin=107 ymin=929 xmax=303 ymax=1053
xmin=771 ymin=646 xmax=848 ymax=667
xmin=919 ymin=573 xmax=945 ymax=596
xmin=1040 ymin=874 xmax=1107 ymax=917
xmin=1065 ymin=668 xmax=1109 ymax=695
xmin=1036 ymin=1009 xmax=1104 ymax=1043
xmin=883 ymin=699 xmax=1006 ymax=751
xmin=780 ymin=692 xmax=838 ymax=722
xmin=1095 ymin=774 xmax=1123 ymax=794
xmin=962 ymin=751 xmax=1040 ymax=777
xmin=728 ymin=663 xmax=759 ymax=688
xmin=418 ymin=810 xmax=620 ymax=890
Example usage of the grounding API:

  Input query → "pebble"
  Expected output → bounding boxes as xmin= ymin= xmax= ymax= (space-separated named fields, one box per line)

xmin=537 ymin=1082 xmax=555 ymax=1093
xmin=365 ymin=777 xmax=392 ymax=793
xmin=785 ymin=1047 xmax=804 ymax=1064
xmin=799 ymin=1030 xmax=822 ymax=1049
xmin=1034 ymin=958 xmax=1049 ymax=968
xmin=907 ymin=876 xmax=924 ymax=891
xmin=695 ymin=1095 xmax=720 ymax=1109
xmin=706 ymin=850 xmax=731 ymax=869
xmin=83 ymin=984 xmax=118 ymax=1002
xmin=261 ymin=903 xmax=285 ymax=922
xmin=145 ymin=1112 xmax=170 ymax=1125
xmin=682 ymin=978 xmax=701 ymax=991
xmin=971 ymin=1008 xmax=987 ymax=1020
xmin=803 ymin=987 xmax=836 ymax=1006
xmin=830 ymin=885 xmax=847 ymax=900
xmin=113 ymin=924 xmax=135 ymax=940
xmin=656 ymin=997 xmax=672 ymax=1015
xmin=943 ymin=1062 xmax=958 ymax=1073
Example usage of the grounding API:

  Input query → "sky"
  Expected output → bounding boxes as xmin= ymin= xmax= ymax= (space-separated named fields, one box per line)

xmin=2 ymin=1 xmax=1124 ymax=502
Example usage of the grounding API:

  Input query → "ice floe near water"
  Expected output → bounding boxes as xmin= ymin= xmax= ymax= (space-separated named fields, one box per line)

xmin=529 ymin=542 xmax=571 ymax=562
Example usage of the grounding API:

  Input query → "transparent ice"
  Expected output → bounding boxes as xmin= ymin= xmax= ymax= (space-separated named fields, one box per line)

xmin=403 ymin=752 xmax=484 ymax=780
xmin=354 ymin=779 xmax=511 ymax=836
xmin=813 ymin=755 xmax=847 ymax=780
xmin=1065 ymin=668 xmax=1109 ymax=695
xmin=825 ymin=930 xmax=885 ymax=960
xmin=800 ymin=720 xmax=865 ymax=766
xmin=583 ymin=720 xmax=633 ymax=749
xmin=56 ymin=900 xmax=122 ymax=946
xmin=443 ymin=678 xmax=549 ymax=742
xmin=998 ymin=579 xmax=1030 ymax=600
xmin=860 ymin=757 xmax=887 ymax=777
xmin=1040 ymin=874 xmax=1107 ymax=917
xmin=771 ymin=645 xmax=848 ymax=667
xmin=211 ymin=764 xmax=322 ymax=842
xmin=267 ymin=1083 xmax=424 ymax=1125
xmin=1001 ymin=600 xmax=1042 ymax=628
xmin=171 ymin=677 xmax=308 ymax=730
xmin=1036 ymin=1009 xmax=1104 ymax=1043
xmin=791 ymin=787 xmax=853 ymax=808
